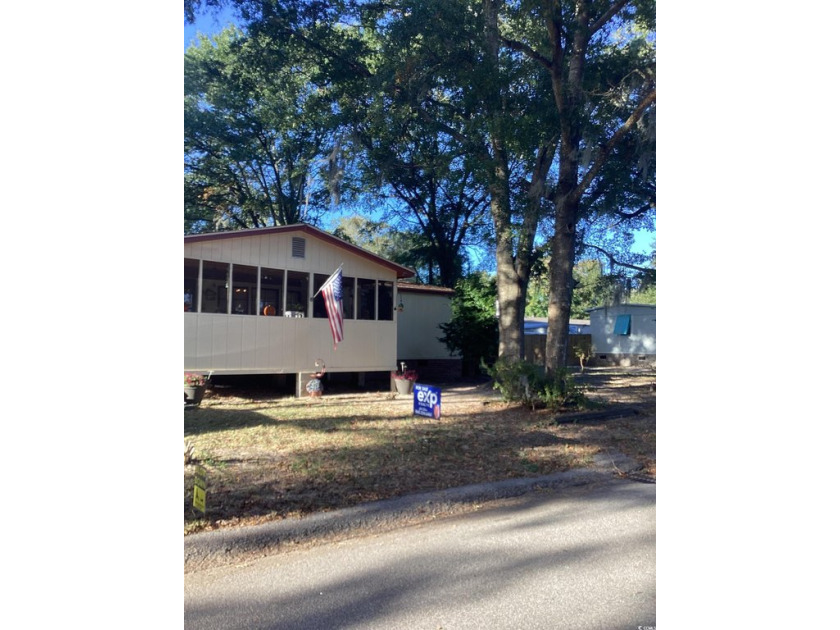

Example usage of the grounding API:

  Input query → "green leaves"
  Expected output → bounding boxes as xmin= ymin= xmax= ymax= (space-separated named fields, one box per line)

xmin=438 ymin=272 xmax=499 ymax=374
xmin=184 ymin=25 xmax=343 ymax=232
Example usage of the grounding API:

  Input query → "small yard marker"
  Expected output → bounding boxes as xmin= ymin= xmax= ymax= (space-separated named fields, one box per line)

xmin=193 ymin=465 xmax=207 ymax=513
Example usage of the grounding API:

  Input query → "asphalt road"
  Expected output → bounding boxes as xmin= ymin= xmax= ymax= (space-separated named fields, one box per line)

xmin=185 ymin=479 xmax=655 ymax=630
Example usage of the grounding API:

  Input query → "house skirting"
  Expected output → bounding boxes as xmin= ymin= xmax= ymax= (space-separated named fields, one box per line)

xmin=588 ymin=353 xmax=656 ymax=368
xmin=396 ymin=358 xmax=463 ymax=383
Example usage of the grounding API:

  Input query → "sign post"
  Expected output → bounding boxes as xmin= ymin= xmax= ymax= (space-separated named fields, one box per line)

xmin=413 ymin=383 xmax=442 ymax=419
xmin=193 ymin=465 xmax=207 ymax=514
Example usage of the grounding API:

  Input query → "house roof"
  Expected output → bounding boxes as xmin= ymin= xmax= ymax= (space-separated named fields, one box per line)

xmin=397 ymin=283 xmax=455 ymax=296
xmin=525 ymin=317 xmax=591 ymax=326
xmin=585 ymin=303 xmax=656 ymax=312
xmin=184 ymin=224 xmax=416 ymax=279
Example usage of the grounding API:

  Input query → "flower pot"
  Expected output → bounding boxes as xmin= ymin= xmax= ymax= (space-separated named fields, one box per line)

xmin=394 ymin=378 xmax=414 ymax=395
xmin=184 ymin=385 xmax=206 ymax=405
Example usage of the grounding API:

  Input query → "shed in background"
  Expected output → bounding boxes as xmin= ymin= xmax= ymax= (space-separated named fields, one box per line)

xmin=587 ymin=303 xmax=656 ymax=367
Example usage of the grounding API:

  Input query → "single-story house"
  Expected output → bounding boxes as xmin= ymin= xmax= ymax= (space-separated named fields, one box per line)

xmin=184 ymin=224 xmax=417 ymax=394
xmin=587 ymin=303 xmax=656 ymax=367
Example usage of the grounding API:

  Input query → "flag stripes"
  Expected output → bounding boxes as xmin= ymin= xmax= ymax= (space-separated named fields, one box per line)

xmin=317 ymin=267 xmax=344 ymax=349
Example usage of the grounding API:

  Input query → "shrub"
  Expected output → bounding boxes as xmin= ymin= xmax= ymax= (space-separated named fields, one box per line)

xmin=484 ymin=358 xmax=543 ymax=407
xmin=484 ymin=358 xmax=585 ymax=411
xmin=538 ymin=368 xmax=586 ymax=411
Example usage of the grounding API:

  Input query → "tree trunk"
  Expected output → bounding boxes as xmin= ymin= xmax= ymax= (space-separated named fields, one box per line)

xmin=545 ymin=197 xmax=577 ymax=372
xmin=489 ymin=169 xmax=523 ymax=361
xmin=482 ymin=0 xmax=523 ymax=361
xmin=545 ymin=1 xmax=589 ymax=374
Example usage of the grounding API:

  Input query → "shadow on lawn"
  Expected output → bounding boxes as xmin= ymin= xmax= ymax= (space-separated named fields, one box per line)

xmin=184 ymin=406 xmax=281 ymax=436
xmin=183 ymin=401 xmax=567 ymax=530
xmin=184 ymin=372 xmax=654 ymax=532
xmin=184 ymin=399 xmax=417 ymax=437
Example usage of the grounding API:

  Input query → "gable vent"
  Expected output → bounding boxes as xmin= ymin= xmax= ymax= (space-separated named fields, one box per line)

xmin=291 ymin=237 xmax=306 ymax=258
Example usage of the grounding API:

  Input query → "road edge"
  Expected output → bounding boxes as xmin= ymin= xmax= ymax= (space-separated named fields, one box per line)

xmin=184 ymin=451 xmax=642 ymax=573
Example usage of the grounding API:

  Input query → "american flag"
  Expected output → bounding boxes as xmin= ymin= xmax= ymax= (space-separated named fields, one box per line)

xmin=317 ymin=267 xmax=344 ymax=349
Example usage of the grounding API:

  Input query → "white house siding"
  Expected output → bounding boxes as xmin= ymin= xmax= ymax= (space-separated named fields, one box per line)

xmin=184 ymin=316 xmax=397 ymax=374
xmin=588 ymin=304 xmax=656 ymax=366
xmin=184 ymin=227 xmax=406 ymax=377
xmin=396 ymin=290 xmax=453 ymax=360
xmin=394 ymin=285 xmax=461 ymax=380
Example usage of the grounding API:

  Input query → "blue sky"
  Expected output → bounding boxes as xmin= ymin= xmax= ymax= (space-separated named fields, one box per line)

xmin=184 ymin=6 xmax=240 ymax=50
xmin=184 ymin=9 xmax=655 ymax=259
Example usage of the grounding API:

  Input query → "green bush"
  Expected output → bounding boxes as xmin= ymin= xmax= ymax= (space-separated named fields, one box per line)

xmin=538 ymin=368 xmax=586 ymax=411
xmin=483 ymin=358 xmax=543 ymax=406
xmin=484 ymin=358 xmax=585 ymax=411
xmin=439 ymin=273 xmax=499 ymax=377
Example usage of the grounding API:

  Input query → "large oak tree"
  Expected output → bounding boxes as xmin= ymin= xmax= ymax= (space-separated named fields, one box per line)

xmin=184 ymin=25 xmax=344 ymax=232
xmin=495 ymin=0 xmax=656 ymax=370
xmin=185 ymin=1 xmax=656 ymax=368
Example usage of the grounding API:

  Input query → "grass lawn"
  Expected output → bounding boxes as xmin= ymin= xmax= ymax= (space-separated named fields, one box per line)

xmin=184 ymin=368 xmax=655 ymax=535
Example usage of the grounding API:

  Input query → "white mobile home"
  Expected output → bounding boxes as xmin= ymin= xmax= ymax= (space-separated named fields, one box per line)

xmin=587 ymin=303 xmax=656 ymax=366
xmin=184 ymin=225 xmax=414 ymax=391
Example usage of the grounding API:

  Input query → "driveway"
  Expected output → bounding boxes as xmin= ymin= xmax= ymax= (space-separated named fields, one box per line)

xmin=185 ymin=478 xmax=655 ymax=630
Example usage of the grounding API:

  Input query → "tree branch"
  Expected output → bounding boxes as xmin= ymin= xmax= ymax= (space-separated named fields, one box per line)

xmin=589 ymin=0 xmax=633 ymax=36
xmin=573 ymin=88 xmax=655 ymax=206
xmin=582 ymin=242 xmax=654 ymax=273
xmin=500 ymin=36 xmax=552 ymax=70
xmin=614 ymin=203 xmax=655 ymax=222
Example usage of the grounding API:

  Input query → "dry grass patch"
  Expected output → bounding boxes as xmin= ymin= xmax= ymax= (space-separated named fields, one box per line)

xmin=185 ymin=370 xmax=655 ymax=534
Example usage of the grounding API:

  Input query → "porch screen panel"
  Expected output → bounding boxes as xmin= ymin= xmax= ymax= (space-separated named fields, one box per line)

xmin=232 ymin=264 xmax=258 ymax=315
xmin=342 ymin=275 xmax=355 ymax=319
xmin=184 ymin=258 xmax=199 ymax=312
xmin=357 ymin=278 xmax=376 ymax=320
xmin=260 ymin=267 xmax=284 ymax=316
xmin=313 ymin=273 xmax=328 ymax=318
xmin=201 ymin=261 xmax=229 ymax=313
xmin=285 ymin=271 xmax=309 ymax=317
xmin=377 ymin=281 xmax=393 ymax=321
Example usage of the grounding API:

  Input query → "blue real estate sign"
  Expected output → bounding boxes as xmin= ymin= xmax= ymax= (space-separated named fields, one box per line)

xmin=413 ymin=383 xmax=442 ymax=419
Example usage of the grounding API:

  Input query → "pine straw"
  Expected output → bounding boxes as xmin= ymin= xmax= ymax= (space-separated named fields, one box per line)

xmin=184 ymin=370 xmax=655 ymax=534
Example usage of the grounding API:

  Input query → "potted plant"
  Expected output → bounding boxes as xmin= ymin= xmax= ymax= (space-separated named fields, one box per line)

xmin=184 ymin=373 xmax=207 ymax=405
xmin=391 ymin=368 xmax=418 ymax=395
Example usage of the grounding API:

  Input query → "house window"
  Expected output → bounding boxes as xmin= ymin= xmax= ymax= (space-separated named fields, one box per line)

xmin=313 ymin=273 xmax=353 ymax=318
xmin=292 ymin=237 xmax=306 ymax=258
xmin=231 ymin=264 xmax=258 ymax=315
xmin=614 ymin=314 xmax=631 ymax=335
xmin=342 ymin=275 xmax=355 ymax=319
xmin=184 ymin=258 xmax=199 ymax=312
xmin=312 ymin=273 xmax=329 ymax=318
xmin=201 ymin=261 xmax=229 ymax=313
xmin=377 ymin=281 xmax=394 ymax=321
xmin=285 ymin=271 xmax=309 ymax=317
xmin=357 ymin=278 xmax=376 ymax=320
xmin=260 ymin=267 xmax=284 ymax=316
